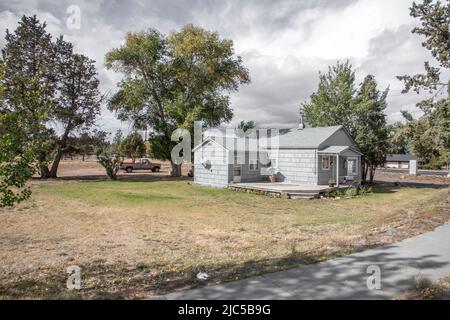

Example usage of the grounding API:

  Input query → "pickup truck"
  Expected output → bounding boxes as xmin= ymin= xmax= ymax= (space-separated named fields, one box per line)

xmin=120 ymin=158 xmax=161 ymax=173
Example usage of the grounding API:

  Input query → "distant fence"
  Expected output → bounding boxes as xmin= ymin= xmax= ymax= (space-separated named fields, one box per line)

xmin=62 ymin=155 xmax=98 ymax=162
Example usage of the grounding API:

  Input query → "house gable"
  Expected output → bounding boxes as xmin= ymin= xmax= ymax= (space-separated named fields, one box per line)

xmin=318 ymin=127 xmax=359 ymax=151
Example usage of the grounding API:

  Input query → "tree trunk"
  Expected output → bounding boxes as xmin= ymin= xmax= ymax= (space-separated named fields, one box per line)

xmin=48 ymin=150 xmax=64 ymax=178
xmin=171 ymin=161 xmax=182 ymax=177
xmin=369 ymin=165 xmax=376 ymax=185
xmin=38 ymin=151 xmax=51 ymax=179
xmin=48 ymin=125 xmax=72 ymax=178
xmin=82 ymin=154 xmax=85 ymax=161
xmin=40 ymin=164 xmax=50 ymax=179
xmin=361 ymin=160 xmax=369 ymax=185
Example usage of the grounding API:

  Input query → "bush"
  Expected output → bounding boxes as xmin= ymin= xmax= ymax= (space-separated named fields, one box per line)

xmin=326 ymin=185 xmax=372 ymax=199
xmin=97 ymin=152 xmax=123 ymax=180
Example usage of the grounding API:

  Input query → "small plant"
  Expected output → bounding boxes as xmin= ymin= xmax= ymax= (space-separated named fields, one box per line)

xmin=325 ymin=185 xmax=372 ymax=199
xmin=344 ymin=187 xmax=359 ymax=197
xmin=267 ymin=167 xmax=277 ymax=183
xmin=96 ymin=148 xmax=123 ymax=180
xmin=287 ymin=242 xmax=297 ymax=256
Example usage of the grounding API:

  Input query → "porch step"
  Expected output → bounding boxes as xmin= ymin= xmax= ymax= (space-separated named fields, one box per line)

xmin=288 ymin=192 xmax=320 ymax=200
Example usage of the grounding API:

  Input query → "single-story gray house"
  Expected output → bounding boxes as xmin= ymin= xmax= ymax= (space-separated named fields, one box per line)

xmin=193 ymin=125 xmax=363 ymax=188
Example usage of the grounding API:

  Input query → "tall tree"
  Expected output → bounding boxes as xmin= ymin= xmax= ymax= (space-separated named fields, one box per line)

xmin=354 ymin=75 xmax=389 ymax=184
xmin=303 ymin=62 xmax=389 ymax=184
xmin=46 ymin=37 xmax=102 ymax=177
xmin=303 ymin=61 xmax=358 ymax=137
xmin=73 ymin=129 xmax=109 ymax=161
xmin=387 ymin=122 xmax=410 ymax=155
xmin=111 ymin=129 xmax=123 ymax=154
xmin=106 ymin=25 xmax=250 ymax=176
xmin=0 ymin=110 xmax=36 ymax=207
xmin=1 ymin=59 xmax=35 ymax=206
xmin=1 ymin=40 xmax=44 ymax=206
xmin=1 ymin=15 xmax=57 ymax=178
xmin=119 ymin=132 xmax=146 ymax=162
xmin=397 ymin=0 xmax=450 ymax=169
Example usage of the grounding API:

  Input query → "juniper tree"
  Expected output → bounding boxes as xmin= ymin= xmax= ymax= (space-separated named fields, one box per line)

xmin=397 ymin=0 xmax=450 ymax=169
xmin=354 ymin=75 xmax=389 ymax=184
xmin=47 ymin=37 xmax=102 ymax=177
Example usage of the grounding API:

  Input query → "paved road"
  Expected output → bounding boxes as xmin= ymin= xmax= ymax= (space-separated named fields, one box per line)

xmin=152 ymin=222 xmax=450 ymax=300
xmin=378 ymin=168 xmax=450 ymax=177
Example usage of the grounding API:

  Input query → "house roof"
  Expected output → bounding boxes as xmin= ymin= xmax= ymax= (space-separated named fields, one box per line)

xmin=274 ymin=126 xmax=344 ymax=149
xmin=192 ymin=136 xmax=228 ymax=152
xmin=318 ymin=146 xmax=362 ymax=155
xmin=386 ymin=154 xmax=417 ymax=162
xmin=193 ymin=125 xmax=360 ymax=153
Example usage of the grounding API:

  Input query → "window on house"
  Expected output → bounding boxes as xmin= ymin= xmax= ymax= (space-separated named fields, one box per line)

xmin=322 ymin=156 xmax=331 ymax=170
xmin=249 ymin=159 xmax=259 ymax=171
xmin=347 ymin=157 xmax=357 ymax=175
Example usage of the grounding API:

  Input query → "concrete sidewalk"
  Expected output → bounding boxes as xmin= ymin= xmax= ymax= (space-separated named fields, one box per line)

xmin=152 ymin=222 xmax=450 ymax=300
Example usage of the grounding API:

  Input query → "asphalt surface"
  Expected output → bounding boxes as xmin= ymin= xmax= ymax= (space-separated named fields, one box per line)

xmin=151 ymin=222 xmax=450 ymax=300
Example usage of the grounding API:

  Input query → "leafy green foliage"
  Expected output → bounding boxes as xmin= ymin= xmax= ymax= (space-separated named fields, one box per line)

xmin=303 ymin=61 xmax=357 ymax=136
xmin=354 ymin=75 xmax=390 ymax=184
xmin=71 ymin=130 xmax=110 ymax=161
xmin=410 ymin=0 xmax=449 ymax=69
xmin=119 ymin=132 xmax=146 ymax=162
xmin=1 ymin=15 xmax=56 ymax=180
xmin=0 ymin=111 xmax=35 ymax=207
xmin=110 ymin=129 xmax=123 ymax=154
xmin=237 ymin=120 xmax=256 ymax=133
xmin=96 ymin=152 xmax=123 ymax=181
xmin=303 ymin=62 xmax=389 ymax=184
xmin=397 ymin=0 xmax=450 ymax=169
xmin=105 ymin=25 xmax=250 ymax=176
xmin=1 ymin=15 xmax=102 ymax=180
xmin=387 ymin=122 xmax=410 ymax=155
xmin=47 ymin=37 xmax=102 ymax=177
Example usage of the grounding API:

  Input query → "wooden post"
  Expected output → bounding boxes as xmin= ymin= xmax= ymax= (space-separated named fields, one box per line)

xmin=336 ymin=155 xmax=340 ymax=188
xmin=409 ymin=160 xmax=418 ymax=176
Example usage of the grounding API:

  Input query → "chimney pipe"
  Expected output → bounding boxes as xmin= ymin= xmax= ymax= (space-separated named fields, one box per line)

xmin=298 ymin=107 xmax=305 ymax=130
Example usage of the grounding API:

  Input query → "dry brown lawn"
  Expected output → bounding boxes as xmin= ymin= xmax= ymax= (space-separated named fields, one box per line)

xmin=0 ymin=166 xmax=449 ymax=299
xmin=396 ymin=277 xmax=450 ymax=300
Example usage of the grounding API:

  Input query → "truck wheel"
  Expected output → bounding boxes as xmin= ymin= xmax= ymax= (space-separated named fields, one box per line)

xmin=152 ymin=167 xmax=160 ymax=173
xmin=126 ymin=167 xmax=133 ymax=173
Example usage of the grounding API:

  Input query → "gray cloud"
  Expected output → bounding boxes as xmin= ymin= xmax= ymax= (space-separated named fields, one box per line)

xmin=0 ymin=0 xmax=438 ymax=134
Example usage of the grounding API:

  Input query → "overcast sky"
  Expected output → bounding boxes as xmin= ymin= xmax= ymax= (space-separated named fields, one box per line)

xmin=0 ymin=0 xmax=445 ymax=135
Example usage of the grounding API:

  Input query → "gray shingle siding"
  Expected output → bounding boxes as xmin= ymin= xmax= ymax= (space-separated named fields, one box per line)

xmin=194 ymin=141 xmax=230 ymax=188
xmin=274 ymin=149 xmax=317 ymax=184
xmin=193 ymin=126 xmax=363 ymax=188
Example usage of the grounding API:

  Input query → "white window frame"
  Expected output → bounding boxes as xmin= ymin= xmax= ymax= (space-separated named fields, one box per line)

xmin=322 ymin=156 xmax=331 ymax=170
xmin=249 ymin=159 xmax=259 ymax=171
xmin=347 ymin=157 xmax=358 ymax=175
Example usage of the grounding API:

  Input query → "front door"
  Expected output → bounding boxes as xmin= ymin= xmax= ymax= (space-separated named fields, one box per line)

xmin=233 ymin=166 xmax=242 ymax=183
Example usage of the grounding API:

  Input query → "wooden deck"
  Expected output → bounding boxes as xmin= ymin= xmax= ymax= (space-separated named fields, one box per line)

xmin=229 ymin=182 xmax=349 ymax=199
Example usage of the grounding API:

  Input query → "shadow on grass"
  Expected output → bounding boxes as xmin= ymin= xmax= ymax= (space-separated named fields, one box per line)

xmin=370 ymin=181 xmax=449 ymax=195
xmin=2 ymin=241 xmax=449 ymax=300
